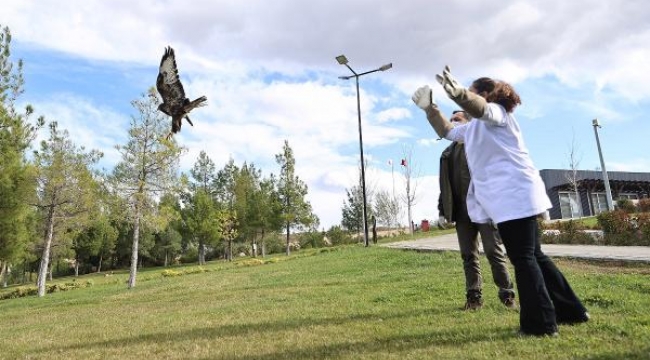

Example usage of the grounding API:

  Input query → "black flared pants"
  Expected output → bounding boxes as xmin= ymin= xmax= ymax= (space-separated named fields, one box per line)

xmin=497 ymin=216 xmax=587 ymax=335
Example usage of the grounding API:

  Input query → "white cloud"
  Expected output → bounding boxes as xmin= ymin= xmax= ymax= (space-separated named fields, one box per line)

xmin=5 ymin=0 xmax=650 ymax=101
xmin=609 ymin=159 xmax=650 ymax=173
xmin=417 ymin=138 xmax=443 ymax=147
xmin=5 ymin=0 xmax=650 ymax=229
xmin=376 ymin=107 xmax=411 ymax=123
xmin=27 ymin=94 xmax=129 ymax=169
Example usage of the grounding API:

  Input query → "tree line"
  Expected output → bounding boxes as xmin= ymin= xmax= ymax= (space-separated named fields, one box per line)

xmin=0 ymin=25 xmax=318 ymax=296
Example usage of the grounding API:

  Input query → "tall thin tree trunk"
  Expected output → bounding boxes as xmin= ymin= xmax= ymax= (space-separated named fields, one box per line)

xmin=128 ymin=203 xmax=141 ymax=289
xmin=406 ymin=177 xmax=413 ymax=235
xmin=48 ymin=254 xmax=53 ymax=281
xmin=97 ymin=255 xmax=103 ymax=273
xmin=164 ymin=251 xmax=168 ymax=267
xmin=198 ymin=240 xmax=205 ymax=265
xmin=74 ymin=254 xmax=79 ymax=277
xmin=1 ymin=262 xmax=8 ymax=288
xmin=37 ymin=206 xmax=56 ymax=297
xmin=285 ymin=222 xmax=291 ymax=256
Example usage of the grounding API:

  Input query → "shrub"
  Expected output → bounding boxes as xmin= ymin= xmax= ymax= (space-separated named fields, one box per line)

xmin=598 ymin=210 xmax=634 ymax=234
xmin=183 ymin=267 xmax=208 ymax=275
xmin=263 ymin=235 xmax=287 ymax=255
xmin=616 ymin=198 xmax=636 ymax=214
xmin=326 ymin=226 xmax=355 ymax=246
xmin=637 ymin=198 xmax=650 ymax=213
xmin=540 ymin=231 xmax=560 ymax=244
xmin=0 ymin=279 xmax=93 ymax=301
xmin=236 ymin=259 xmax=265 ymax=267
xmin=299 ymin=231 xmax=328 ymax=249
xmin=178 ymin=247 xmax=199 ymax=264
xmin=537 ymin=217 xmax=550 ymax=230
xmin=636 ymin=212 xmax=650 ymax=246
xmin=161 ymin=269 xmax=182 ymax=277
xmin=558 ymin=219 xmax=586 ymax=232
xmin=596 ymin=210 xmax=647 ymax=246
xmin=0 ymin=286 xmax=36 ymax=300
xmin=540 ymin=228 xmax=598 ymax=245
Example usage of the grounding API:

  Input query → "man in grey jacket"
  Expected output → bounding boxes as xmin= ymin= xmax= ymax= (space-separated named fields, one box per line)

xmin=438 ymin=110 xmax=516 ymax=310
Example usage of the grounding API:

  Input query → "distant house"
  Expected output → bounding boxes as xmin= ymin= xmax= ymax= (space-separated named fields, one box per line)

xmin=539 ymin=169 xmax=650 ymax=220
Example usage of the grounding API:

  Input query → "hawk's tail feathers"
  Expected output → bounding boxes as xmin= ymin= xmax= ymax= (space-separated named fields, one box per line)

xmin=185 ymin=96 xmax=208 ymax=111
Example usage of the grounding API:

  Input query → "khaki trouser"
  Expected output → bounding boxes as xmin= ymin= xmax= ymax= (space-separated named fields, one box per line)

xmin=455 ymin=220 xmax=515 ymax=300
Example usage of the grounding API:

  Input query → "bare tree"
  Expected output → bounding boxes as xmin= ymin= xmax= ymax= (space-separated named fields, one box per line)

xmin=399 ymin=145 xmax=420 ymax=234
xmin=374 ymin=190 xmax=402 ymax=229
xmin=565 ymin=131 xmax=583 ymax=218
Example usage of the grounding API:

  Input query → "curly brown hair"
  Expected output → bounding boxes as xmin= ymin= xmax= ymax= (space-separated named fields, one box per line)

xmin=471 ymin=77 xmax=522 ymax=113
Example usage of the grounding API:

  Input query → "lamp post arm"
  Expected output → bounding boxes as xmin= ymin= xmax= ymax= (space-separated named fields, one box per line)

xmin=344 ymin=63 xmax=358 ymax=76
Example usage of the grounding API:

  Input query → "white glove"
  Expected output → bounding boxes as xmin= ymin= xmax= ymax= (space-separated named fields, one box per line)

xmin=411 ymin=85 xmax=436 ymax=111
xmin=436 ymin=65 xmax=465 ymax=99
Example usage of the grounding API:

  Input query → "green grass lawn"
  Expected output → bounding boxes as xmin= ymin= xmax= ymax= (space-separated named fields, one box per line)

xmin=1 ymin=246 xmax=649 ymax=359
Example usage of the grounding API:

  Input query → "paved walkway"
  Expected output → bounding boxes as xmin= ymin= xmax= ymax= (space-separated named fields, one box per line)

xmin=383 ymin=233 xmax=650 ymax=262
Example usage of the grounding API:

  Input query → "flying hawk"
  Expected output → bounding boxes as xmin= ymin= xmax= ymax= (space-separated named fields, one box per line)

xmin=156 ymin=46 xmax=207 ymax=139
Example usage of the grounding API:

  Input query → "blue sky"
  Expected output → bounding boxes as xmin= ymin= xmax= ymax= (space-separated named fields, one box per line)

xmin=3 ymin=0 xmax=650 ymax=229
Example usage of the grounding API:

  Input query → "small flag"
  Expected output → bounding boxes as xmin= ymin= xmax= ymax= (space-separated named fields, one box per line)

xmin=400 ymin=159 xmax=407 ymax=167
xmin=387 ymin=159 xmax=392 ymax=166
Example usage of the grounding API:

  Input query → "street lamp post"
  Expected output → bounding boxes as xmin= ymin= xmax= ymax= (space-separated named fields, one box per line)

xmin=592 ymin=118 xmax=614 ymax=211
xmin=336 ymin=55 xmax=392 ymax=247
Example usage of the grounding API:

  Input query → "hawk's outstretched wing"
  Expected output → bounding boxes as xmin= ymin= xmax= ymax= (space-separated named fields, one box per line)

xmin=156 ymin=46 xmax=186 ymax=110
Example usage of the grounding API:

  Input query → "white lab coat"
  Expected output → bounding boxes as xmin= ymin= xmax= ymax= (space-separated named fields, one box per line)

xmin=445 ymin=103 xmax=551 ymax=224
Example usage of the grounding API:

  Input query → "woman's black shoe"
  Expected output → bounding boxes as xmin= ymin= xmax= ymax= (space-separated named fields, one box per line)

xmin=557 ymin=312 xmax=590 ymax=325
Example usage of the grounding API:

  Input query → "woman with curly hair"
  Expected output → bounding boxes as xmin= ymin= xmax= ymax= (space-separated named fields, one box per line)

xmin=412 ymin=68 xmax=589 ymax=337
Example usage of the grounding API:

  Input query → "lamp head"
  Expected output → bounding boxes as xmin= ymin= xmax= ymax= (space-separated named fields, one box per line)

xmin=336 ymin=55 xmax=349 ymax=65
xmin=592 ymin=118 xmax=601 ymax=128
xmin=379 ymin=63 xmax=393 ymax=71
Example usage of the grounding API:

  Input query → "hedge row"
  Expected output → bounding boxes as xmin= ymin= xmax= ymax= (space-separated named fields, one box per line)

xmin=539 ymin=210 xmax=650 ymax=246
xmin=0 ymin=280 xmax=94 ymax=301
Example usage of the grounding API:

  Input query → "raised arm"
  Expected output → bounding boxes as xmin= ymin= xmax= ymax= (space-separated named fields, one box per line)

xmin=411 ymin=85 xmax=453 ymax=138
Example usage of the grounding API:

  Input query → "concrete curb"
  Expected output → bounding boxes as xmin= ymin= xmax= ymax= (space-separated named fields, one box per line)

xmin=382 ymin=233 xmax=650 ymax=263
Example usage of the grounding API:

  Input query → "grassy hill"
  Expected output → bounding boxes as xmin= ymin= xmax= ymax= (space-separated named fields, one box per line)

xmin=1 ymin=245 xmax=649 ymax=359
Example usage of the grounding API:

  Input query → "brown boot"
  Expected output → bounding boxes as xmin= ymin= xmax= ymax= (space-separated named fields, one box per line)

xmin=464 ymin=291 xmax=483 ymax=310
xmin=502 ymin=297 xmax=518 ymax=310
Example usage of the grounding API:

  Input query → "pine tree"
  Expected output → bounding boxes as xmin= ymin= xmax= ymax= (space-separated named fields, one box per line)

xmin=275 ymin=140 xmax=317 ymax=255
xmin=0 ymin=25 xmax=43 ymax=287
xmin=33 ymin=122 xmax=102 ymax=296
xmin=112 ymin=89 xmax=184 ymax=288
xmin=184 ymin=188 xmax=221 ymax=264
xmin=341 ymin=185 xmax=364 ymax=234
xmin=185 ymin=152 xmax=221 ymax=264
